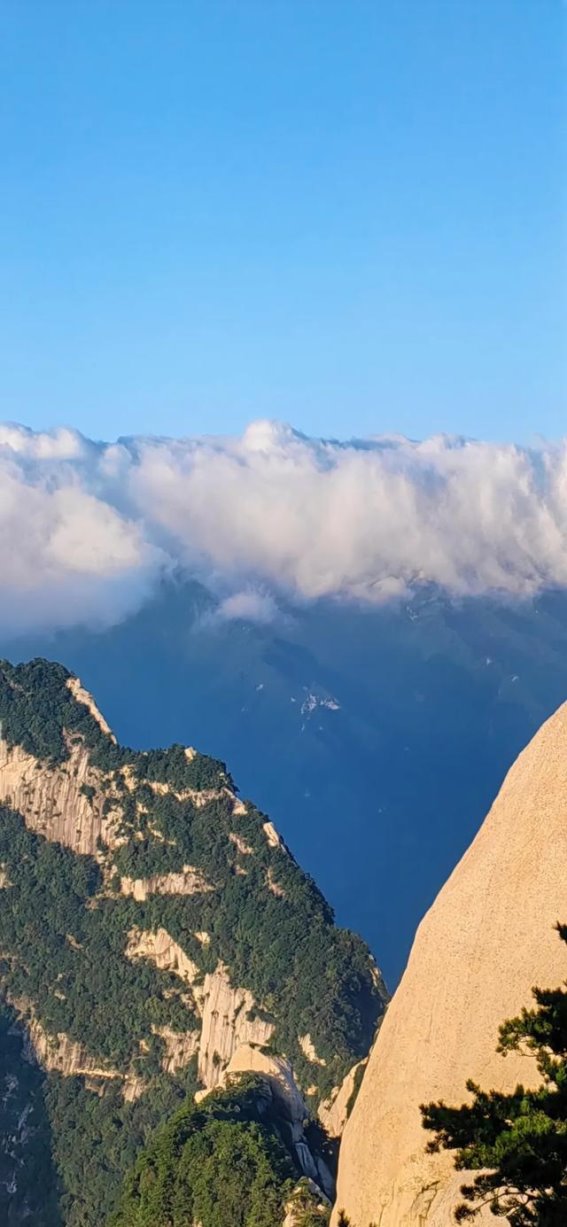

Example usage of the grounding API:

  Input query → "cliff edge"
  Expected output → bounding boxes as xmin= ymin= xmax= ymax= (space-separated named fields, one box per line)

xmin=333 ymin=701 xmax=567 ymax=1226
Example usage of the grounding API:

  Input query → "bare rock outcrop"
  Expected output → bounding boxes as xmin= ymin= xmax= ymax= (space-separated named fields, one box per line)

xmin=119 ymin=867 xmax=213 ymax=900
xmin=333 ymin=701 xmax=567 ymax=1226
xmin=17 ymin=1009 xmax=143 ymax=1101
xmin=299 ymin=1033 xmax=326 ymax=1067
xmin=222 ymin=1044 xmax=308 ymax=1126
xmin=0 ymin=739 xmax=115 ymax=856
xmin=205 ymin=1043 xmax=335 ymax=1200
xmin=318 ymin=1059 xmax=365 ymax=1138
xmin=126 ymin=926 xmax=201 ymax=982
xmin=66 ymin=677 xmax=116 ymax=741
xmin=151 ymin=1026 xmax=200 ymax=1075
xmin=195 ymin=963 xmax=275 ymax=1087
xmin=125 ymin=927 xmax=274 ymax=1088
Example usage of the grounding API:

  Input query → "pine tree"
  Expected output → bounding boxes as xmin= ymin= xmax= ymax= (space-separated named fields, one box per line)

xmin=421 ymin=924 xmax=567 ymax=1224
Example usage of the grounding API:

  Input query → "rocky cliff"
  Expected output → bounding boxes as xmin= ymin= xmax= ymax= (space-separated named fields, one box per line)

xmin=333 ymin=700 xmax=567 ymax=1226
xmin=0 ymin=658 xmax=386 ymax=1226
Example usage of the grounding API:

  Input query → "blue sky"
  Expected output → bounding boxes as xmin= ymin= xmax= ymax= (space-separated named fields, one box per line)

xmin=0 ymin=0 xmax=564 ymax=443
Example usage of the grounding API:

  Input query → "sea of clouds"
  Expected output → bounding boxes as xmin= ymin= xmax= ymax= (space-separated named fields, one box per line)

xmin=1 ymin=418 xmax=566 ymax=636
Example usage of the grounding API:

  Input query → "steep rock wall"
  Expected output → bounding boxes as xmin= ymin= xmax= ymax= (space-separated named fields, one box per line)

xmin=333 ymin=701 xmax=567 ymax=1226
xmin=0 ymin=740 xmax=115 ymax=856
xmin=151 ymin=1026 xmax=200 ymax=1075
xmin=126 ymin=926 xmax=274 ymax=1088
xmin=318 ymin=1059 xmax=366 ymax=1138
xmin=197 ymin=964 xmax=274 ymax=1087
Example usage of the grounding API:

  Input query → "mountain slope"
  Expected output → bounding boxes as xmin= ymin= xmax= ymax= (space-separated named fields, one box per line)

xmin=0 ymin=659 xmax=385 ymax=1225
xmin=109 ymin=1074 xmax=330 ymax=1227
xmin=6 ymin=579 xmax=567 ymax=983
xmin=332 ymin=701 xmax=567 ymax=1226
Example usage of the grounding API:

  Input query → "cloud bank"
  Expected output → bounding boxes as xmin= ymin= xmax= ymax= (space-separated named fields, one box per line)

xmin=1 ymin=418 xmax=567 ymax=636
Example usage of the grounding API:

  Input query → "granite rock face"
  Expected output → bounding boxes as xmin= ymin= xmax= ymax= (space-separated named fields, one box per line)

xmin=333 ymin=702 xmax=567 ymax=1226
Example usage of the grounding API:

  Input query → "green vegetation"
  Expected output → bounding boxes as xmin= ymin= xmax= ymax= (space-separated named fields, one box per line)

xmin=0 ymin=808 xmax=201 ymax=1225
xmin=421 ymin=924 xmax=567 ymax=1224
xmin=0 ymin=808 xmax=196 ymax=1069
xmin=0 ymin=658 xmax=384 ymax=1096
xmin=0 ymin=658 xmax=114 ymax=765
xmin=44 ymin=1071 xmax=200 ymax=1227
xmin=135 ymin=743 xmax=233 ymax=792
xmin=108 ymin=785 xmax=380 ymax=1095
xmin=109 ymin=1076 xmax=329 ymax=1227
xmin=0 ymin=659 xmax=386 ymax=1224
xmin=0 ymin=658 xmax=231 ymax=789
xmin=284 ymin=1179 xmax=331 ymax=1225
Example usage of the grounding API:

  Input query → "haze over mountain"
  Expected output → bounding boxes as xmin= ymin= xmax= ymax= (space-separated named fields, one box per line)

xmin=4 ymin=423 xmax=567 ymax=982
xmin=2 ymin=424 xmax=566 ymax=1221
xmin=8 ymin=585 xmax=567 ymax=986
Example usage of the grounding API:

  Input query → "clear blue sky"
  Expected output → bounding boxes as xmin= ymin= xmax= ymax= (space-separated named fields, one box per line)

xmin=0 ymin=0 xmax=564 ymax=442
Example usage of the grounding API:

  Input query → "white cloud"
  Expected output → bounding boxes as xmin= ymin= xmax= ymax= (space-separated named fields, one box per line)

xmin=1 ymin=419 xmax=567 ymax=636
xmin=0 ymin=431 xmax=166 ymax=635
xmin=215 ymin=589 xmax=280 ymax=624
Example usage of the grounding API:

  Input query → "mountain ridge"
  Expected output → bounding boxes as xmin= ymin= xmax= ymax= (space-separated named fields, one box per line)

xmin=0 ymin=658 xmax=385 ymax=1225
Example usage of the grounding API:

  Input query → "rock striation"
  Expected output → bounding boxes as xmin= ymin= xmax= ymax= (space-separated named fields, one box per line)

xmin=126 ymin=926 xmax=275 ymax=1087
xmin=0 ymin=739 xmax=112 ymax=856
xmin=333 ymin=700 xmax=567 ymax=1226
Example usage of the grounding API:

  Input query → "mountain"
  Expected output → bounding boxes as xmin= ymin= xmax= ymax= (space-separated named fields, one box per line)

xmin=109 ymin=1073 xmax=331 ymax=1227
xmin=5 ymin=579 xmax=567 ymax=984
xmin=332 ymin=701 xmax=567 ymax=1226
xmin=0 ymin=659 xmax=385 ymax=1226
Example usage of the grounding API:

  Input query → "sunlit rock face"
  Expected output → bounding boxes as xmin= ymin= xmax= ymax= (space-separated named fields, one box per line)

xmin=333 ymin=702 xmax=567 ymax=1226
